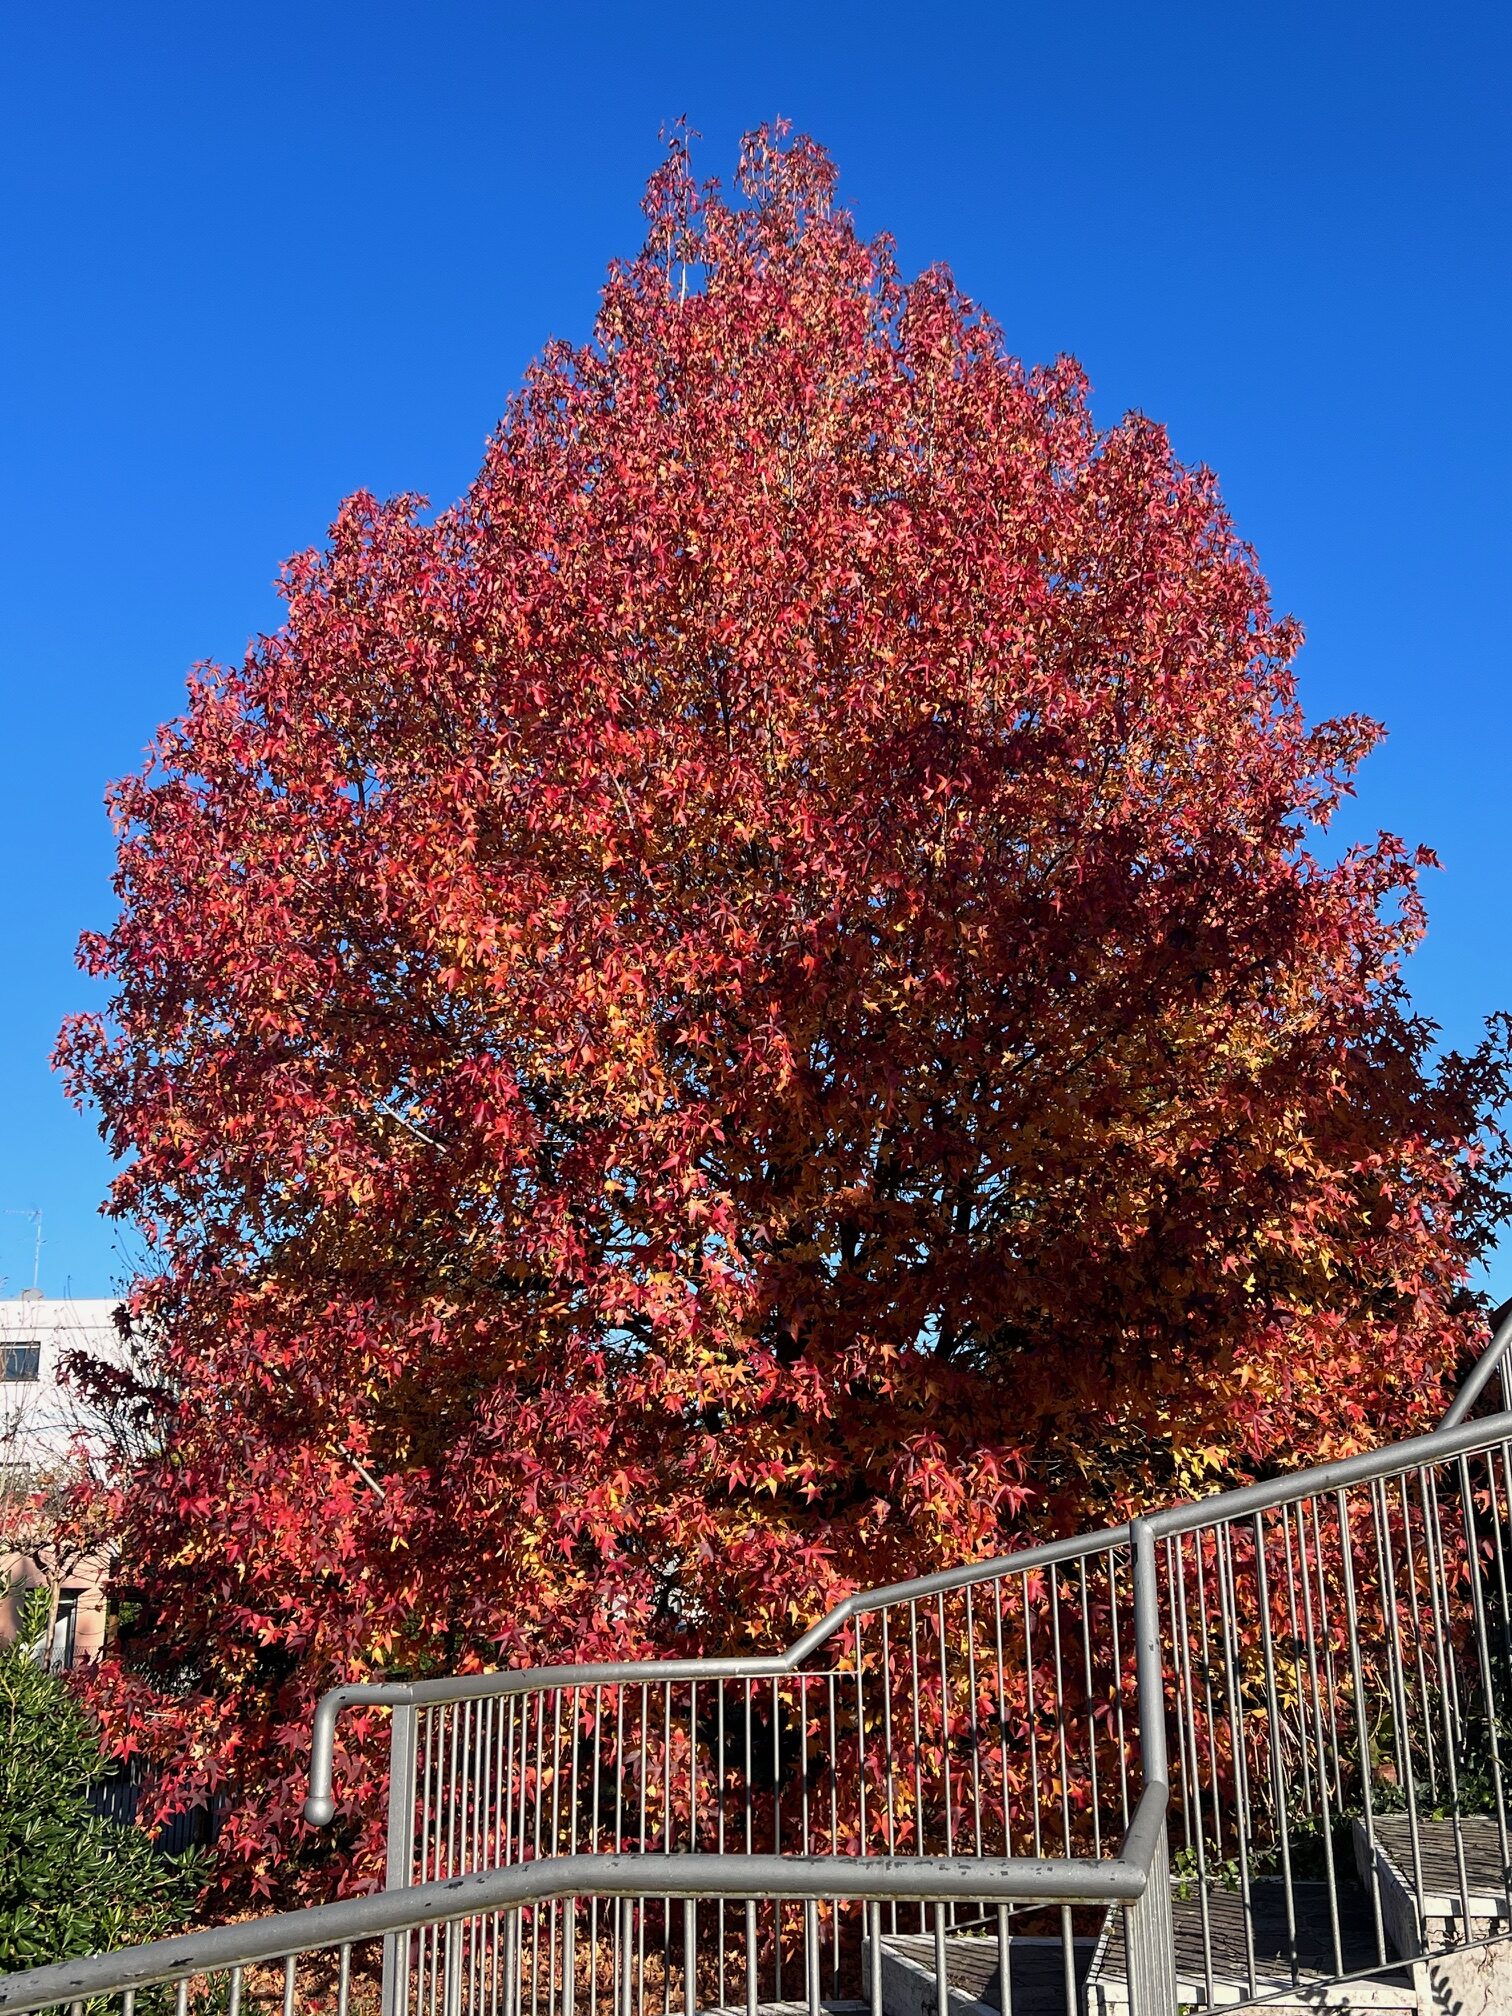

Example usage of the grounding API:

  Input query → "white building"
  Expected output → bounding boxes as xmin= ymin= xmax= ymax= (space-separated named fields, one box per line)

xmin=1 ymin=1289 xmax=129 ymax=1664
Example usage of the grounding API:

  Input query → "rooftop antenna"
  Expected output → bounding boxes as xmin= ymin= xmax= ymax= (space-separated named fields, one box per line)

xmin=4 ymin=1209 xmax=42 ymax=1294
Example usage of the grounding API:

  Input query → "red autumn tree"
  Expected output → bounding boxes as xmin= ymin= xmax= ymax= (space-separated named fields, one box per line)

xmin=57 ymin=126 xmax=1509 ymax=1899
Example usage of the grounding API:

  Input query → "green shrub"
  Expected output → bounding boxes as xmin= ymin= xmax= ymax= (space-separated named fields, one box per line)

xmin=0 ymin=1587 xmax=203 ymax=1974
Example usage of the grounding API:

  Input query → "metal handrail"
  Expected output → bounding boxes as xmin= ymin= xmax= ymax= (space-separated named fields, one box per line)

xmin=1149 ymin=1402 xmax=1512 ymax=1538
xmin=0 ymin=1791 xmax=1172 ymax=2016
xmin=304 ymin=1519 xmax=1134 ymax=1824
xmin=1439 ymin=1296 xmax=1512 ymax=1429
xmin=11 ymin=1316 xmax=1504 ymax=2015
xmin=305 ymin=1336 xmax=1512 ymax=1828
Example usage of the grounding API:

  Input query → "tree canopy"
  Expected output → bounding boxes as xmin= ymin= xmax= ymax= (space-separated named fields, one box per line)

xmin=57 ymin=125 xmax=1510 ymax=1899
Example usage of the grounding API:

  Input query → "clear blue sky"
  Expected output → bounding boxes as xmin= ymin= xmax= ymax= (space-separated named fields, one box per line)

xmin=2 ymin=3 xmax=1509 ymax=1300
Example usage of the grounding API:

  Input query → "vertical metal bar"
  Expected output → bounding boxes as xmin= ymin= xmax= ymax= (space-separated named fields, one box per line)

xmin=445 ymin=1921 xmax=464 ymax=2016
xmin=549 ymin=1692 xmax=565 ymax=2016
xmin=463 ymin=1698 xmax=477 ymax=1873
xmin=495 ymin=1702 xmax=515 ymax=2016
xmin=661 ymin=1686 xmax=673 ymax=2016
xmin=742 ymin=1680 xmax=753 ymax=1862
xmin=880 ymin=1608 xmax=897 ymax=1874
xmin=421 ymin=1707 xmax=442 ymax=2016
xmin=590 ymin=1690 xmax=603 ymax=2016
xmin=716 ymin=1679 xmax=727 ymax=2012
xmin=1077 ymin=1556 xmax=1102 ymax=1859
xmin=1252 ymin=1510 xmax=1299 ymax=1984
xmin=448 ymin=1701 xmax=463 ymax=1878
xmin=503 ymin=1907 xmax=520 ymax=2016
xmin=910 ymin=1599 xmax=926 ymax=1932
xmin=569 ymin=1689 xmax=583 ymax=1864
xmin=469 ymin=1698 xmax=487 ymax=2016
xmin=827 ymin=1671 xmax=841 ymax=1990
xmin=1292 ymin=1496 xmax=1343 ymax=1977
xmin=991 ymin=1579 xmax=1012 ymax=1855
xmin=1371 ymin=1479 xmax=1427 ymax=1929
xmin=1489 ymin=1437 xmax=1512 ymax=1674
xmin=1459 ymin=1451 xmax=1512 ymax=1919
xmin=1048 ymin=1569 xmax=1070 ymax=1860
xmin=636 ymin=1687 xmax=648 ymax=2016
xmin=1059 ymin=1906 xmax=1075 ymax=2015
xmin=481 ymin=1695 xmax=497 ymax=2016
xmin=1395 ymin=1470 xmax=1441 ymax=1802
xmin=1189 ymin=1535 xmax=1224 ymax=1859
xmin=1278 ymin=1507 xmax=1315 ymax=1821
xmin=965 ymin=1584 xmax=984 ymax=1859
xmin=609 ymin=1682 xmax=627 ymax=1862
xmin=1170 ymin=1536 xmax=1212 ymax=2006
xmin=384 ymin=1704 xmax=421 ymax=2016
xmin=1417 ymin=1465 xmax=1474 ymax=1937
xmin=688 ymin=1680 xmax=698 ymax=1857
xmin=1130 ymin=1519 xmax=1178 ymax=2016
xmin=1020 ymin=1574 xmax=1042 ymax=1861
xmin=855 ymin=1614 xmax=869 ymax=1859
xmin=800 ymin=1672 xmax=811 ymax=1858
xmin=772 ymin=1676 xmax=783 ymax=2001
xmin=937 ymin=1592 xmax=956 ymax=1863
xmin=1336 ymin=1487 xmax=1387 ymax=1969
xmin=504 ymin=1696 xmax=520 ymax=1865
xmin=1213 ymin=1519 xmax=1257 ymax=1999
xmin=531 ymin=1694 xmax=546 ymax=2016
xmin=1106 ymin=1547 xmax=1130 ymax=1833
xmin=1160 ymin=1539 xmax=1192 ymax=1866
xmin=1425 ymin=1468 xmax=1468 ymax=1747
xmin=1307 ymin=1497 xmax=1345 ymax=1803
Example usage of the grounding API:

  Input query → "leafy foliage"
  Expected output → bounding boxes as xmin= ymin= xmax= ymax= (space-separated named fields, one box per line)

xmin=55 ymin=125 xmax=1510 ymax=1901
xmin=0 ymin=1589 xmax=200 ymax=1970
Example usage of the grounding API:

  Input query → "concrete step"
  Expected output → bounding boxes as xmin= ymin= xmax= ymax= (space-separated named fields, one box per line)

xmin=701 ymin=2006 xmax=865 ymax=2016
xmin=1085 ymin=1879 xmax=1417 ymax=2014
xmin=1353 ymin=1815 xmax=1512 ymax=2016
xmin=865 ymin=1928 xmax=1093 ymax=2016
xmin=863 ymin=1881 xmax=1429 ymax=2013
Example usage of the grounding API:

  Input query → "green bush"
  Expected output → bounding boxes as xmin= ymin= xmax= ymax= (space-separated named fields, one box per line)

xmin=0 ymin=1587 xmax=203 ymax=1974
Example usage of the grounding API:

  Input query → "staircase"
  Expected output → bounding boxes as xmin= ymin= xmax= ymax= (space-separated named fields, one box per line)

xmin=3 ymin=1320 xmax=1512 ymax=2016
xmin=865 ymin=1824 xmax=1512 ymax=2015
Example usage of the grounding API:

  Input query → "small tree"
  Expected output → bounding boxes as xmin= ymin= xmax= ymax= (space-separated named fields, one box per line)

xmin=0 ymin=1589 xmax=200 ymax=1971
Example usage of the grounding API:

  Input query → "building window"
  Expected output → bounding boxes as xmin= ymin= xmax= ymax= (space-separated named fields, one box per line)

xmin=2 ymin=1342 xmax=41 ymax=1382
xmin=48 ymin=1589 xmax=81 ymax=1669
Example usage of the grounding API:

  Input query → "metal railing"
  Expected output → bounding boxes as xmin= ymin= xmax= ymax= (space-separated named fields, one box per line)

xmin=2 ymin=1313 xmax=1510 ymax=2016
xmin=300 ymin=1312 xmax=1512 ymax=2013
xmin=0 ymin=1827 xmax=1178 ymax=2016
xmin=298 ymin=1514 xmax=1173 ymax=2016
xmin=1147 ymin=1406 xmax=1512 ymax=2006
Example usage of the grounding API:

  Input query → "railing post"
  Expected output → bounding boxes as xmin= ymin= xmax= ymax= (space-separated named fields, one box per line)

xmin=1128 ymin=1520 xmax=1179 ymax=2016
xmin=382 ymin=1704 xmax=420 ymax=2016
xmin=1120 ymin=1822 xmax=1176 ymax=2016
